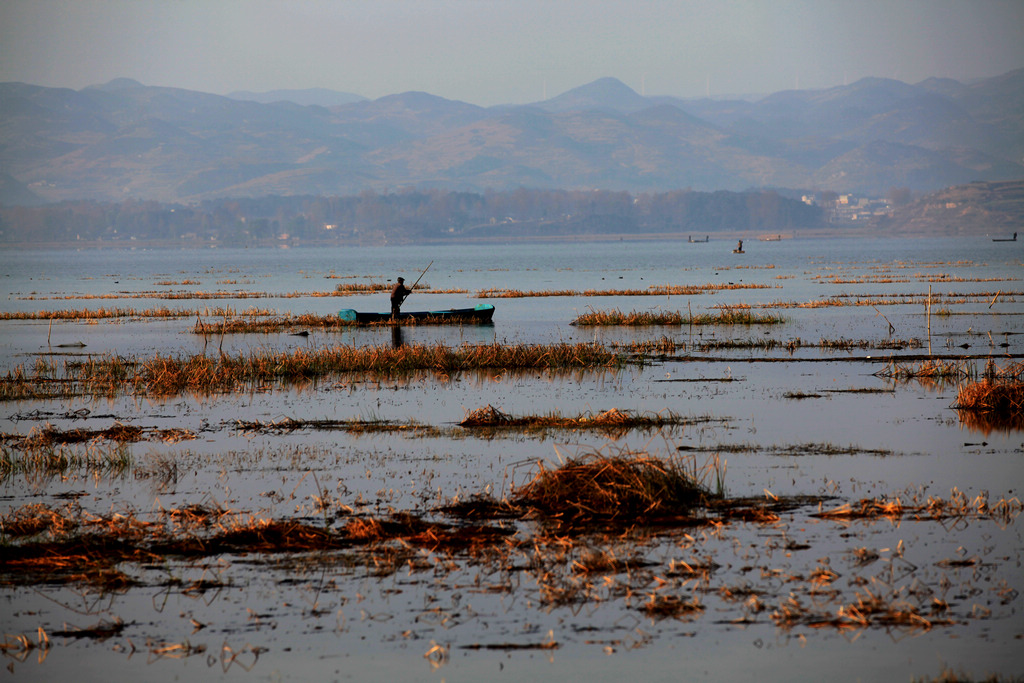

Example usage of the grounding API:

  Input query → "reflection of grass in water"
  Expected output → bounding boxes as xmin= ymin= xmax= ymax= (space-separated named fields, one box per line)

xmin=572 ymin=307 xmax=785 ymax=326
xmin=0 ymin=441 xmax=131 ymax=479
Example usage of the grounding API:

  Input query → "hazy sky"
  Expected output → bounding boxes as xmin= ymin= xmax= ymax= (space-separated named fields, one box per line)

xmin=2 ymin=0 xmax=1022 ymax=105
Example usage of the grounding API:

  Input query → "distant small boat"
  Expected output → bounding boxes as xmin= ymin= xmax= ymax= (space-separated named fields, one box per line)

xmin=339 ymin=303 xmax=495 ymax=324
xmin=759 ymin=234 xmax=782 ymax=241
xmin=992 ymin=232 xmax=1017 ymax=242
xmin=688 ymin=235 xmax=709 ymax=243
xmin=733 ymin=239 xmax=745 ymax=254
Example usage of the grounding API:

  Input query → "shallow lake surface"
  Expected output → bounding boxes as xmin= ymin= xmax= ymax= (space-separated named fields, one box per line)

xmin=1 ymin=237 xmax=1022 ymax=682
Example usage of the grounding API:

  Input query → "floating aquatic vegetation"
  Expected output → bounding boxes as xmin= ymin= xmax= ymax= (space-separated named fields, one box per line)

xmin=814 ymin=488 xmax=1022 ymax=524
xmin=1 ymin=422 xmax=194 ymax=449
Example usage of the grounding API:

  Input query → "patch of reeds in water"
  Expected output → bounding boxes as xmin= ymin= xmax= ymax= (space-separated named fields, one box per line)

xmin=571 ymin=307 xmax=785 ymax=326
xmin=0 ymin=306 xmax=197 ymax=321
xmin=953 ymin=361 xmax=1024 ymax=433
xmin=459 ymin=405 xmax=686 ymax=434
xmin=874 ymin=359 xmax=971 ymax=381
xmin=0 ymin=342 xmax=624 ymax=399
xmin=509 ymin=450 xmax=721 ymax=523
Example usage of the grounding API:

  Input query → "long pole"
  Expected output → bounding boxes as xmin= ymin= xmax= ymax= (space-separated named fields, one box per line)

xmin=406 ymin=260 xmax=433 ymax=298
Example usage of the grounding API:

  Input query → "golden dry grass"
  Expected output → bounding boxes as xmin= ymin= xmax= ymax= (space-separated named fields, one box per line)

xmin=509 ymin=451 xmax=718 ymax=522
xmin=953 ymin=362 xmax=1024 ymax=432
xmin=0 ymin=342 xmax=625 ymax=399
xmin=572 ymin=307 xmax=785 ymax=326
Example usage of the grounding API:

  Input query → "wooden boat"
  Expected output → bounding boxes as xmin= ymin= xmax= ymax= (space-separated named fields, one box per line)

xmin=339 ymin=303 xmax=495 ymax=324
xmin=992 ymin=232 xmax=1017 ymax=242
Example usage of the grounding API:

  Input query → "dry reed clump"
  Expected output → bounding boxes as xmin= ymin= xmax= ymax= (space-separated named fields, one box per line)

xmin=570 ymin=309 xmax=686 ymax=326
xmin=571 ymin=307 xmax=785 ymax=326
xmin=510 ymin=451 xmax=717 ymax=523
xmin=874 ymin=359 xmax=971 ymax=381
xmin=954 ymin=381 xmax=1024 ymax=431
xmin=460 ymin=404 xmax=514 ymax=426
xmin=953 ymin=361 xmax=1024 ymax=432
xmin=641 ymin=593 xmax=705 ymax=620
xmin=458 ymin=405 xmax=683 ymax=433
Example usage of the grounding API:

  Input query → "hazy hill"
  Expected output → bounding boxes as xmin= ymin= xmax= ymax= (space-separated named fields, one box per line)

xmin=1 ymin=71 xmax=1022 ymax=204
xmin=226 ymin=88 xmax=365 ymax=107
xmin=869 ymin=179 xmax=1024 ymax=236
xmin=535 ymin=77 xmax=653 ymax=114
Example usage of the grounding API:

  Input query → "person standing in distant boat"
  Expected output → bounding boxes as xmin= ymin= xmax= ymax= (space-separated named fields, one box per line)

xmin=391 ymin=277 xmax=410 ymax=319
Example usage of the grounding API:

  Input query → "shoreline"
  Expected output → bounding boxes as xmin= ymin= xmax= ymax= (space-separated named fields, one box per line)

xmin=1 ymin=227 xmax=1001 ymax=251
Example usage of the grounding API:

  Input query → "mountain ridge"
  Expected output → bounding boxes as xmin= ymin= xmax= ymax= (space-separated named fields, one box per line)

xmin=1 ymin=72 xmax=1022 ymax=205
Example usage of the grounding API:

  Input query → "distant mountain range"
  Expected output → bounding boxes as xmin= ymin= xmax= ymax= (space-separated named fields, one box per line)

xmin=1 ymin=70 xmax=1022 ymax=205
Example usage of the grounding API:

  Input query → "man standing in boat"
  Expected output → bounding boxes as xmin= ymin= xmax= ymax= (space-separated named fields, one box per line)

xmin=391 ymin=277 xmax=410 ymax=319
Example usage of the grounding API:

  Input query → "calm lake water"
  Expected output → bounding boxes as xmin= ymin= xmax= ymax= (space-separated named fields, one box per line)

xmin=1 ymin=236 xmax=1022 ymax=682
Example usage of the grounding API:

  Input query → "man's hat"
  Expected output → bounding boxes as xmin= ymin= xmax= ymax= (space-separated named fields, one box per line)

xmin=397 ymin=277 xmax=405 ymax=282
